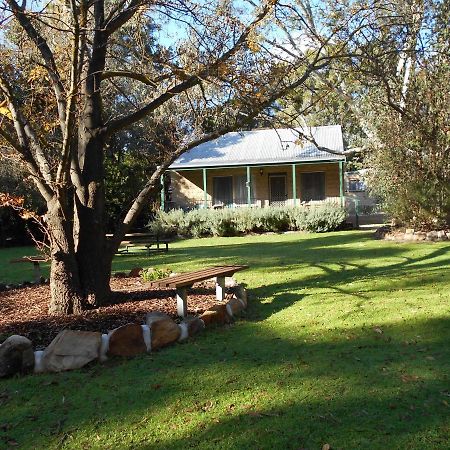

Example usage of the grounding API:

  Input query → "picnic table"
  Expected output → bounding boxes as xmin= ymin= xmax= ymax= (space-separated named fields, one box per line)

xmin=10 ymin=256 xmax=47 ymax=282
xmin=107 ymin=233 xmax=172 ymax=255
xmin=150 ymin=265 xmax=248 ymax=317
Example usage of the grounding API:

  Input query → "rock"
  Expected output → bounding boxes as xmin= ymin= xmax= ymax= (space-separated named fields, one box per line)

xmin=200 ymin=304 xmax=232 ymax=327
xmin=426 ymin=231 xmax=438 ymax=241
xmin=41 ymin=330 xmax=101 ymax=372
xmin=437 ymin=230 xmax=447 ymax=240
xmin=235 ymin=285 xmax=248 ymax=308
xmin=225 ymin=277 xmax=238 ymax=288
xmin=405 ymin=228 xmax=414 ymax=234
xmin=146 ymin=312 xmax=180 ymax=349
xmin=108 ymin=324 xmax=147 ymax=357
xmin=146 ymin=311 xmax=172 ymax=326
xmin=0 ymin=335 xmax=34 ymax=377
xmin=178 ymin=316 xmax=205 ymax=342
xmin=226 ymin=296 xmax=246 ymax=317
xmin=113 ymin=272 xmax=127 ymax=278
xmin=128 ymin=267 xmax=143 ymax=277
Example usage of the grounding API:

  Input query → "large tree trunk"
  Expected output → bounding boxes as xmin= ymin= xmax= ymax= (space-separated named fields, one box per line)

xmin=46 ymin=129 xmax=116 ymax=315
xmin=47 ymin=203 xmax=114 ymax=315
xmin=47 ymin=204 xmax=115 ymax=315
xmin=46 ymin=198 xmax=84 ymax=315
xmin=75 ymin=198 xmax=113 ymax=308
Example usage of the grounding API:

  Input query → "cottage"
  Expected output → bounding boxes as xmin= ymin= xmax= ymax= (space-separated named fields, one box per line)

xmin=164 ymin=125 xmax=345 ymax=210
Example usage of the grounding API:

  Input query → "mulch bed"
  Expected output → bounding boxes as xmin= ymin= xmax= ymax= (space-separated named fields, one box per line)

xmin=0 ymin=278 xmax=228 ymax=349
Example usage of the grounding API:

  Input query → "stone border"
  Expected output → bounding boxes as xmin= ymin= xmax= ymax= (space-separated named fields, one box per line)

xmin=0 ymin=284 xmax=248 ymax=377
xmin=374 ymin=225 xmax=449 ymax=242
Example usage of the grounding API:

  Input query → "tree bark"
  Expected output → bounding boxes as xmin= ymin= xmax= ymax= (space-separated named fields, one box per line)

xmin=47 ymin=198 xmax=114 ymax=315
xmin=46 ymin=198 xmax=84 ymax=315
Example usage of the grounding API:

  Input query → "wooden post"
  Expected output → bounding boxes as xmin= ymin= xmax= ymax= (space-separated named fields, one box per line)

xmin=216 ymin=276 xmax=225 ymax=301
xmin=339 ymin=160 xmax=344 ymax=207
xmin=160 ymin=174 xmax=165 ymax=211
xmin=203 ymin=168 xmax=208 ymax=208
xmin=176 ymin=287 xmax=187 ymax=317
xmin=246 ymin=166 xmax=251 ymax=207
xmin=292 ymin=164 xmax=297 ymax=206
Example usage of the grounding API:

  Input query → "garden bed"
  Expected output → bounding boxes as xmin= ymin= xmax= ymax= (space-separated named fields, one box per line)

xmin=0 ymin=277 xmax=226 ymax=349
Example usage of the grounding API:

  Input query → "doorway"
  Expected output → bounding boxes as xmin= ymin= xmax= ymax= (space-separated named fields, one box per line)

xmin=269 ymin=174 xmax=287 ymax=205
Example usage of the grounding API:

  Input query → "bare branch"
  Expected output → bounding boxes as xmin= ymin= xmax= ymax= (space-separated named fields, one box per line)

xmin=101 ymin=70 xmax=157 ymax=87
xmin=104 ymin=0 xmax=278 ymax=136
xmin=6 ymin=0 xmax=67 ymax=129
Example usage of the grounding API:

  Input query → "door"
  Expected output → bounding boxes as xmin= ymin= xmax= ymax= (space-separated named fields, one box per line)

xmin=234 ymin=175 xmax=247 ymax=205
xmin=269 ymin=174 xmax=287 ymax=205
xmin=301 ymin=172 xmax=325 ymax=201
xmin=213 ymin=176 xmax=233 ymax=206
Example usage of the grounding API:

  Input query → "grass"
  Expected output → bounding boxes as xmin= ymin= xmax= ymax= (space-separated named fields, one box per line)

xmin=0 ymin=230 xmax=449 ymax=449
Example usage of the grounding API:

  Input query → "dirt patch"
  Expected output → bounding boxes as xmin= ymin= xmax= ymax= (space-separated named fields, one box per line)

xmin=0 ymin=278 xmax=227 ymax=349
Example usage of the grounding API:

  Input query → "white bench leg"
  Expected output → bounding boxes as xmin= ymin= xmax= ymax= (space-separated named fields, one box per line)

xmin=176 ymin=288 xmax=187 ymax=317
xmin=216 ymin=276 xmax=225 ymax=301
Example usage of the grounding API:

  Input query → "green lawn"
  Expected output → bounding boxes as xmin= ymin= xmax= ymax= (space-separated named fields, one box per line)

xmin=1 ymin=231 xmax=449 ymax=449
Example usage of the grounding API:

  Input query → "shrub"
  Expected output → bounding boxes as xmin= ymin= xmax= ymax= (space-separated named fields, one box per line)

xmin=148 ymin=204 xmax=346 ymax=238
xmin=141 ymin=267 xmax=172 ymax=282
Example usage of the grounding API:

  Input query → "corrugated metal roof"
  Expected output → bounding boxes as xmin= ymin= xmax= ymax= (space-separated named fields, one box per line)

xmin=170 ymin=125 xmax=345 ymax=169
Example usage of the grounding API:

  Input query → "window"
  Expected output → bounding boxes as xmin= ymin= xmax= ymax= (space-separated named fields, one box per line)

xmin=213 ymin=176 xmax=233 ymax=205
xmin=348 ymin=179 xmax=366 ymax=192
xmin=301 ymin=172 xmax=325 ymax=201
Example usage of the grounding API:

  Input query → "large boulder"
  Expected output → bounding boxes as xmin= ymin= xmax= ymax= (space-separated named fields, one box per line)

xmin=40 ymin=330 xmax=101 ymax=373
xmin=178 ymin=316 xmax=205 ymax=342
xmin=128 ymin=267 xmax=143 ymax=277
xmin=235 ymin=285 xmax=248 ymax=308
xmin=0 ymin=335 xmax=34 ymax=377
xmin=108 ymin=323 xmax=148 ymax=357
xmin=146 ymin=312 xmax=180 ymax=349
xmin=226 ymin=296 xmax=246 ymax=318
xmin=200 ymin=304 xmax=232 ymax=327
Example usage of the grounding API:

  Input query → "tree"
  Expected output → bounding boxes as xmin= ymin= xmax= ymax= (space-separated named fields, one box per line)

xmin=273 ymin=0 xmax=449 ymax=226
xmin=0 ymin=0 xmax=347 ymax=314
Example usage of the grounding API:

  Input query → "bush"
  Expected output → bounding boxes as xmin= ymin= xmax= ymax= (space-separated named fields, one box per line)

xmin=141 ymin=267 xmax=172 ymax=282
xmin=149 ymin=204 xmax=346 ymax=238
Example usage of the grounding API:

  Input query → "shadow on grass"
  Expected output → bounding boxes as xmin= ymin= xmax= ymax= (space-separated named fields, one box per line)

xmin=2 ymin=316 xmax=449 ymax=449
xmin=1 ymin=231 xmax=449 ymax=448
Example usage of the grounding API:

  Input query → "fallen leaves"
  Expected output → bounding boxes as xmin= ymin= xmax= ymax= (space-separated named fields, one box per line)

xmin=0 ymin=278 xmax=223 ymax=347
xmin=401 ymin=374 xmax=420 ymax=383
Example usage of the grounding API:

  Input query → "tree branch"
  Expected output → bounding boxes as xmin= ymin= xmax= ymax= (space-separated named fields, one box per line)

xmin=104 ymin=0 xmax=278 ymax=136
xmin=101 ymin=70 xmax=157 ymax=87
xmin=0 ymin=72 xmax=54 ymax=193
xmin=6 ymin=0 xmax=67 ymax=129
xmin=56 ymin=0 xmax=81 ymax=186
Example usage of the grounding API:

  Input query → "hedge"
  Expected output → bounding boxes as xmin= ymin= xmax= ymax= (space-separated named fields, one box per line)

xmin=149 ymin=204 xmax=346 ymax=238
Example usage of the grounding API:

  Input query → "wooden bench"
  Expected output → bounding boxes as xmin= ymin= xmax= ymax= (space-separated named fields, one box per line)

xmin=150 ymin=265 xmax=248 ymax=317
xmin=10 ymin=256 xmax=47 ymax=282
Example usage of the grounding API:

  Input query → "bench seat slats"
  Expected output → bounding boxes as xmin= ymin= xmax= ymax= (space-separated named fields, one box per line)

xmin=150 ymin=265 xmax=248 ymax=288
xmin=10 ymin=256 xmax=47 ymax=263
